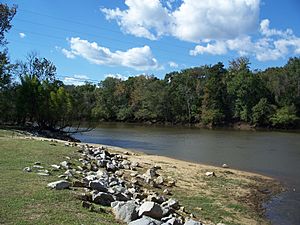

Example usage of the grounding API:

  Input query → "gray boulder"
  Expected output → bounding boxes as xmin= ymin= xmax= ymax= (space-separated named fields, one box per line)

xmin=47 ymin=180 xmax=70 ymax=190
xmin=139 ymin=201 xmax=163 ymax=220
xmin=184 ymin=219 xmax=203 ymax=225
xmin=92 ymin=192 xmax=115 ymax=206
xmin=162 ymin=217 xmax=183 ymax=225
xmin=89 ymin=180 xmax=108 ymax=192
xmin=129 ymin=216 xmax=162 ymax=225
xmin=112 ymin=200 xmax=138 ymax=223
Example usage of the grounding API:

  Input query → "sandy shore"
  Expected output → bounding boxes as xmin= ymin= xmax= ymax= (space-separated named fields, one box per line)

xmin=21 ymin=134 xmax=283 ymax=225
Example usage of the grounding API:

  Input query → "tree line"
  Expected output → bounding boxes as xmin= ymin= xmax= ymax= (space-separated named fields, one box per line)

xmin=0 ymin=4 xmax=299 ymax=132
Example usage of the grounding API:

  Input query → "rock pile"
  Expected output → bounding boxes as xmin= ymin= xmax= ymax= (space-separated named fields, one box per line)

xmin=23 ymin=142 xmax=216 ymax=225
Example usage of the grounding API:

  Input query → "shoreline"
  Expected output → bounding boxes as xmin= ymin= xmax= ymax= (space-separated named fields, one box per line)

xmin=21 ymin=132 xmax=284 ymax=224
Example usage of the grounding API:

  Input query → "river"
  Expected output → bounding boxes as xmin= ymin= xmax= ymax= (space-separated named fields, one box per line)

xmin=72 ymin=123 xmax=300 ymax=225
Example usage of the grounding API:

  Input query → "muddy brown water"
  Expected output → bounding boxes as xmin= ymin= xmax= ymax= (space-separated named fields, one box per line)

xmin=72 ymin=123 xmax=300 ymax=225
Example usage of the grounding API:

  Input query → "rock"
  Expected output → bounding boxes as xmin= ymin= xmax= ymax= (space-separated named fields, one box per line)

xmin=162 ymin=199 xmax=179 ymax=210
xmin=154 ymin=165 xmax=161 ymax=170
xmin=47 ymin=180 xmax=70 ymax=190
xmin=131 ymin=178 xmax=139 ymax=185
xmin=115 ymin=170 xmax=124 ymax=176
xmin=144 ymin=168 xmax=157 ymax=179
xmin=139 ymin=201 xmax=163 ymax=220
xmin=64 ymin=170 xmax=73 ymax=177
xmin=167 ymin=180 xmax=176 ymax=187
xmin=130 ymin=172 xmax=139 ymax=177
xmin=82 ymin=201 xmax=92 ymax=209
xmin=163 ymin=189 xmax=170 ymax=195
xmin=131 ymin=161 xmax=139 ymax=168
xmin=162 ymin=218 xmax=183 ymax=225
xmin=184 ymin=219 xmax=203 ymax=225
xmin=33 ymin=165 xmax=44 ymax=169
xmin=92 ymin=192 xmax=115 ymax=206
xmin=147 ymin=194 xmax=165 ymax=204
xmin=112 ymin=200 xmax=139 ymax=223
xmin=23 ymin=167 xmax=32 ymax=172
xmin=60 ymin=161 xmax=70 ymax=169
xmin=51 ymin=164 xmax=61 ymax=170
xmin=205 ymin=171 xmax=215 ymax=177
xmin=129 ymin=216 xmax=162 ymax=225
xmin=72 ymin=180 xmax=86 ymax=188
xmin=37 ymin=172 xmax=49 ymax=176
xmin=155 ymin=176 xmax=164 ymax=185
xmin=114 ymin=192 xmax=130 ymax=201
xmin=222 ymin=164 xmax=229 ymax=168
xmin=89 ymin=180 xmax=108 ymax=192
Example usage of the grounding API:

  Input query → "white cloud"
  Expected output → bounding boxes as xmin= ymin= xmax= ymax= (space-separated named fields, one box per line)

xmin=190 ymin=20 xmax=300 ymax=61
xmin=62 ymin=37 xmax=159 ymax=71
xmin=172 ymin=0 xmax=259 ymax=42
xmin=63 ymin=75 xmax=90 ymax=86
xmin=168 ymin=61 xmax=178 ymax=68
xmin=61 ymin=48 xmax=76 ymax=59
xmin=101 ymin=0 xmax=260 ymax=42
xmin=105 ymin=73 xmax=129 ymax=80
xmin=101 ymin=0 xmax=171 ymax=40
xmin=259 ymin=19 xmax=293 ymax=38
xmin=19 ymin=32 xmax=26 ymax=38
xmin=190 ymin=41 xmax=227 ymax=56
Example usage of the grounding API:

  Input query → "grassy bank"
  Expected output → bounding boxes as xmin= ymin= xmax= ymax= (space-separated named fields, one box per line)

xmin=0 ymin=129 xmax=282 ymax=225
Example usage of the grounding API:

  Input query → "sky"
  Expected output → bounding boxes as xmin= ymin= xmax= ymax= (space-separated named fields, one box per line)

xmin=3 ymin=0 xmax=300 ymax=85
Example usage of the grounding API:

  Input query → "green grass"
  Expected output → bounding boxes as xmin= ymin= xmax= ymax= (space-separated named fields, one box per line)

xmin=0 ymin=130 xmax=121 ymax=225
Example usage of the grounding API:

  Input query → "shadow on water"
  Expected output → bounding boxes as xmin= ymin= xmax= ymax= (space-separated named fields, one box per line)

xmin=72 ymin=123 xmax=300 ymax=225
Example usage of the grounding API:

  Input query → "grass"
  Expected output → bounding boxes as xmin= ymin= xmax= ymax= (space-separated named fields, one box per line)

xmin=0 ymin=129 xmax=280 ymax=225
xmin=0 ymin=130 xmax=121 ymax=225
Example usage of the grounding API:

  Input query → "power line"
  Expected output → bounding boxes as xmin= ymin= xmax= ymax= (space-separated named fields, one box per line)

xmin=11 ymin=26 xmax=198 ymax=65
xmin=14 ymin=18 xmax=190 ymax=57
xmin=17 ymin=8 xmax=192 ymax=51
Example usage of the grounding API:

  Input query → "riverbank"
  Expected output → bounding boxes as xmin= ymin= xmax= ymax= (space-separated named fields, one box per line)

xmin=0 ymin=129 xmax=283 ymax=225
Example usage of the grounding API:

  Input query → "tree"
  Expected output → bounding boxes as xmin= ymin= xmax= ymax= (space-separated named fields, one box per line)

xmin=201 ymin=63 xmax=227 ymax=126
xmin=0 ymin=4 xmax=17 ymax=46
xmin=270 ymin=105 xmax=299 ymax=128
xmin=251 ymin=98 xmax=275 ymax=126
xmin=226 ymin=57 xmax=269 ymax=122
xmin=0 ymin=4 xmax=17 ymax=123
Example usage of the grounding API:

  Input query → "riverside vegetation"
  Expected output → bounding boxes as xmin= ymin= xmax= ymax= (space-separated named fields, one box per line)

xmin=0 ymin=129 xmax=282 ymax=225
xmin=0 ymin=4 xmax=300 ymax=133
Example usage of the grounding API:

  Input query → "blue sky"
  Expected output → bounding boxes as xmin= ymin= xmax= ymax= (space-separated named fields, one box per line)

xmin=3 ymin=0 xmax=300 ymax=85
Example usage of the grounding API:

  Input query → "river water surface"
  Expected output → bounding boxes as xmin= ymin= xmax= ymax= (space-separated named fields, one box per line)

xmin=72 ymin=123 xmax=300 ymax=225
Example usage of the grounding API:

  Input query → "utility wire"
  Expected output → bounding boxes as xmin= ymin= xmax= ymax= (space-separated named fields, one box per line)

xmin=18 ymin=8 xmax=191 ymax=51
xmin=11 ymin=26 xmax=198 ymax=65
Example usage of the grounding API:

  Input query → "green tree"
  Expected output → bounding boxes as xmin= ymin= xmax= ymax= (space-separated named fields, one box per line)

xmin=226 ymin=57 xmax=269 ymax=122
xmin=0 ymin=4 xmax=17 ymax=46
xmin=201 ymin=63 xmax=227 ymax=126
xmin=270 ymin=105 xmax=299 ymax=128
xmin=251 ymin=98 xmax=275 ymax=126
xmin=0 ymin=4 xmax=17 ymax=123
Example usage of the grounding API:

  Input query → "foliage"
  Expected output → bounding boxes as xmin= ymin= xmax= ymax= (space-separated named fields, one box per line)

xmin=0 ymin=3 xmax=17 ymax=46
xmin=270 ymin=105 xmax=299 ymax=128
xmin=251 ymin=98 xmax=275 ymax=126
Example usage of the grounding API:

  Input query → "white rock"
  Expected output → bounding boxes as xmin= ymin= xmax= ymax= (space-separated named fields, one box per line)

xmin=51 ymin=164 xmax=60 ymax=170
xmin=47 ymin=180 xmax=70 ymax=190
xmin=138 ymin=201 xmax=163 ymax=220
xmin=23 ymin=167 xmax=32 ymax=172
xmin=205 ymin=171 xmax=215 ymax=177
